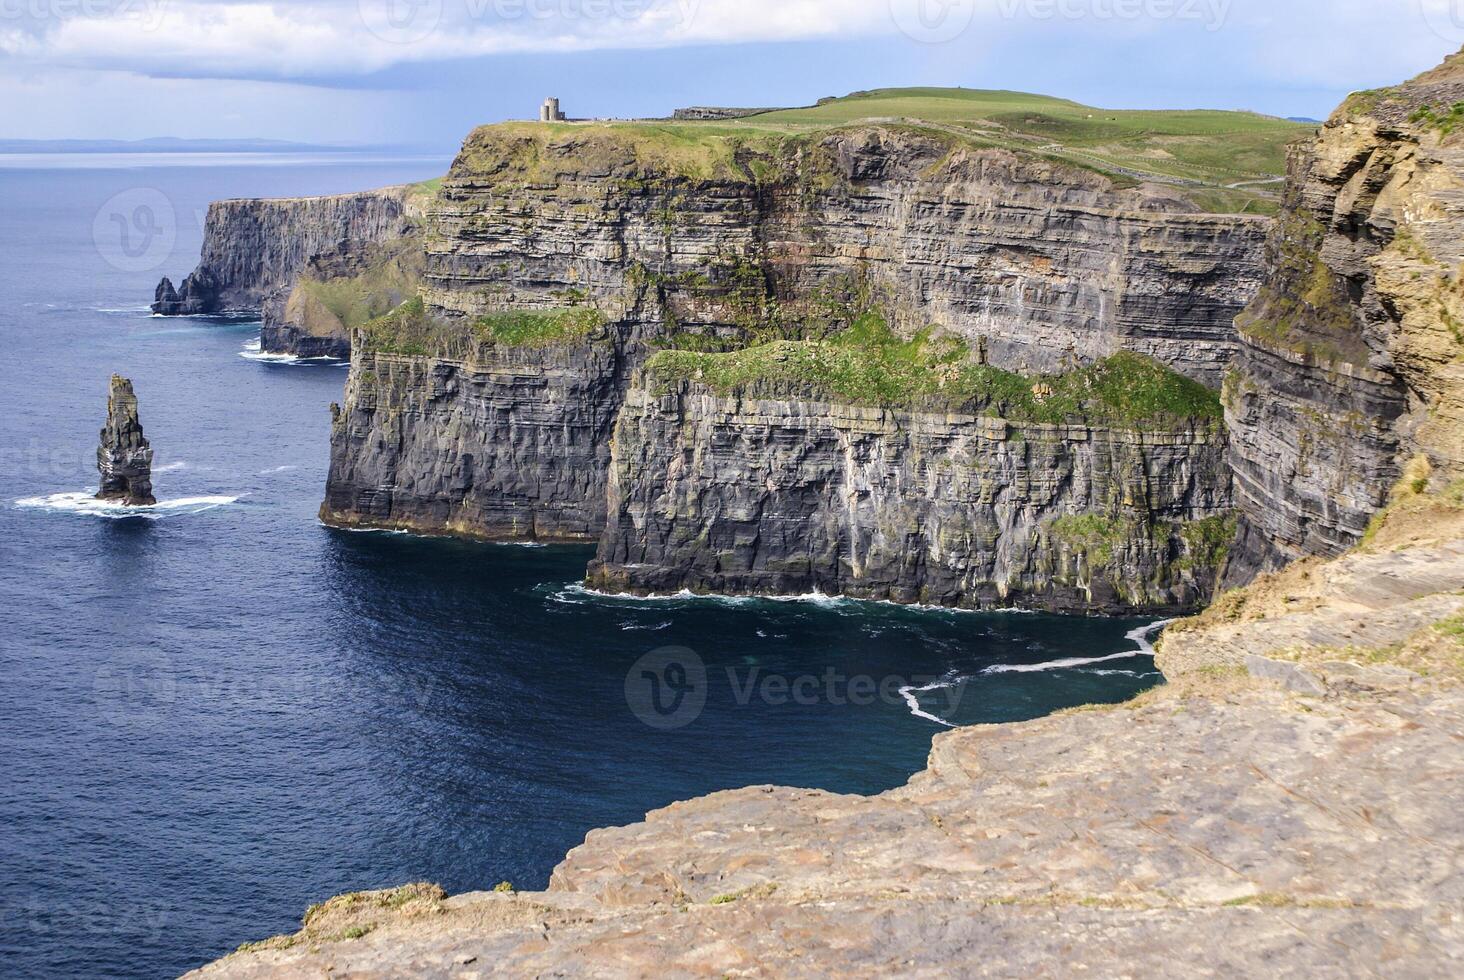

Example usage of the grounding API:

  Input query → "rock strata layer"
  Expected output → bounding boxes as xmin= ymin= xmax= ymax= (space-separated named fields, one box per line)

xmin=588 ymin=383 xmax=1232 ymax=613
xmin=321 ymin=332 xmax=629 ymax=541
xmin=425 ymin=125 xmax=1267 ymax=386
xmin=1224 ymin=51 xmax=1464 ymax=581
xmin=96 ymin=375 xmax=155 ymax=506
xmin=322 ymin=123 xmax=1266 ymax=572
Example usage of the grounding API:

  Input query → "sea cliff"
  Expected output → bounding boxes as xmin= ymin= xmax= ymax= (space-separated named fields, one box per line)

xmin=587 ymin=376 xmax=1231 ymax=614
xmin=186 ymin=67 xmax=1464 ymax=978
xmin=152 ymin=185 xmax=428 ymax=356
xmin=321 ymin=121 xmax=1265 ymax=597
xmin=1224 ymin=52 xmax=1464 ymax=580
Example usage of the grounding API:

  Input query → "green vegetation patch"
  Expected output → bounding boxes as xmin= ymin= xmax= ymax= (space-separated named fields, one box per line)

xmin=645 ymin=311 xmax=1222 ymax=427
xmin=1050 ymin=514 xmax=1134 ymax=567
xmin=357 ymin=296 xmax=443 ymax=356
xmin=294 ymin=238 xmax=424 ymax=333
xmin=449 ymin=87 xmax=1308 ymax=213
xmin=1180 ymin=515 xmax=1237 ymax=570
xmin=1410 ymin=101 xmax=1464 ymax=137
xmin=357 ymin=295 xmax=610 ymax=357
xmin=1236 ymin=211 xmax=1370 ymax=366
xmin=472 ymin=307 xmax=607 ymax=347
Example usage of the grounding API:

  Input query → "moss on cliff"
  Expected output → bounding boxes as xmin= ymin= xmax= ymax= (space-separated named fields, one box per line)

xmin=645 ymin=313 xmax=1222 ymax=427
xmin=1235 ymin=210 xmax=1371 ymax=367
xmin=293 ymin=237 xmax=424 ymax=335
xmin=472 ymin=307 xmax=608 ymax=347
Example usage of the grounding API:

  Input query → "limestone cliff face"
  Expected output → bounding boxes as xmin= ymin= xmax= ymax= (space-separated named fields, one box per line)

xmin=587 ymin=383 xmax=1231 ymax=613
xmin=320 ymin=329 xmax=631 ymax=541
xmin=426 ymin=126 xmax=1267 ymax=387
xmin=151 ymin=186 xmax=422 ymax=342
xmin=323 ymin=124 xmax=1265 ymax=562
xmin=1225 ymin=52 xmax=1464 ymax=581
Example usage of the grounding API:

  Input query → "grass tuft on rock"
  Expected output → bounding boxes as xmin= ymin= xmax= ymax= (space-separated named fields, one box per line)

xmin=645 ymin=311 xmax=1222 ymax=427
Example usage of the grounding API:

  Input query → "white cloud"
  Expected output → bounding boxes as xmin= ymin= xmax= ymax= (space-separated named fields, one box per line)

xmin=0 ymin=0 xmax=896 ymax=78
xmin=0 ymin=0 xmax=1454 ymax=86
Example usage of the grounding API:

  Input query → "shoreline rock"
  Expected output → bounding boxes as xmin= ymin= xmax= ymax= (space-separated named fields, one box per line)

xmin=189 ymin=513 xmax=1464 ymax=978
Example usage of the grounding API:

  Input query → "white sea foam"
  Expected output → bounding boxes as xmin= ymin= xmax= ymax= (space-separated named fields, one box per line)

xmin=238 ymin=337 xmax=344 ymax=365
xmin=619 ymin=620 xmax=673 ymax=632
xmin=982 ymin=619 xmax=1173 ymax=675
xmin=557 ymin=582 xmax=1033 ymax=616
xmin=15 ymin=491 xmax=239 ymax=519
xmin=898 ymin=672 xmax=966 ymax=728
xmin=259 ymin=465 xmax=297 ymax=475
xmin=154 ymin=461 xmax=187 ymax=473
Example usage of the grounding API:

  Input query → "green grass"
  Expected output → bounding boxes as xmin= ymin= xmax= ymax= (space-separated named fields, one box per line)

xmin=1050 ymin=514 xmax=1133 ymax=566
xmin=1410 ymin=101 xmax=1464 ymax=137
xmin=451 ymin=87 xmax=1311 ymax=213
xmin=645 ymin=311 xmax=1222 ymax=427
xmin=357 ymin=296 xmax=610 ymax=356
xmin=1180 ymin=515 xmax=1237 ymax=570
xmin=472 ymin=307 xmax=607 ymax=347
xmin=750 ymin=88 xmax=1309 ymax=194
xmin=294 ymin=238 xmax=423 ymax=332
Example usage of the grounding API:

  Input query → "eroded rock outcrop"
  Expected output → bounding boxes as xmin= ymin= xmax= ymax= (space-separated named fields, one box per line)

xmin=96 ymin=375 xmax=155 ymax=506
xmin=1225 ymin=50 xmax=1464 ymax=581
xmin=260 ymin=237 xmax=425 ymax=361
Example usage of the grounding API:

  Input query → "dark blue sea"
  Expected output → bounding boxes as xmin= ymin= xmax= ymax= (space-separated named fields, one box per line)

xmin=0 ymin=154 xmax=1163 ymax=979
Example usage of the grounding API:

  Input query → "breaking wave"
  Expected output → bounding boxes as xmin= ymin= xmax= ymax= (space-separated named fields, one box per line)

xmin=15 ymin=491 xmax=239 ymax=519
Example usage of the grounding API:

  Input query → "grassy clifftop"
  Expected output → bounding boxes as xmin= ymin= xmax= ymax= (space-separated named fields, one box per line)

xmin=450 ymin=87 xmax=1312 ymax=213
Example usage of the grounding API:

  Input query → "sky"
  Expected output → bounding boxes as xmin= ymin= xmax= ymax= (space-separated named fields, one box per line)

xmin=0 ymin=0 xmax=1461 ymax=147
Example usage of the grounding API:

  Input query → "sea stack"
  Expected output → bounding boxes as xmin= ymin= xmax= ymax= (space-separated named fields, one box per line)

xmin=96 ymin=375 xmax=156 ymax=506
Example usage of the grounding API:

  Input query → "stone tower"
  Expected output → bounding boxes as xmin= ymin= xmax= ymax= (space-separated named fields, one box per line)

xmin=539 ymin=97 xmax=565 ymax=122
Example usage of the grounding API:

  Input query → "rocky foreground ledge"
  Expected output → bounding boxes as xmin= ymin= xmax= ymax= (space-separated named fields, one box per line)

xmin=193 ymin=498 xmax=1464 ymax=977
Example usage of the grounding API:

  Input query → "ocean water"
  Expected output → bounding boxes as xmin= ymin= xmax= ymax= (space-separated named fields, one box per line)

xmin=0 ymin=157 xmax=1163 ymax=979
